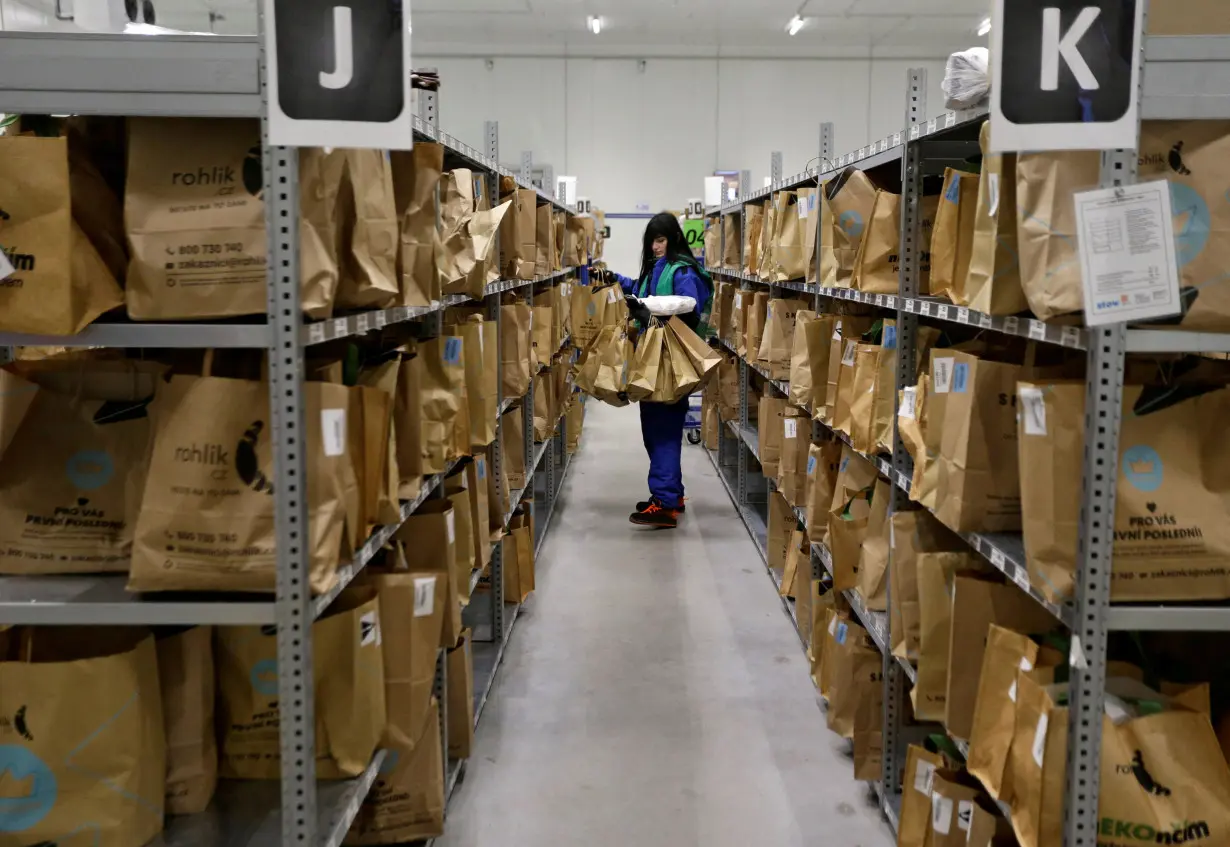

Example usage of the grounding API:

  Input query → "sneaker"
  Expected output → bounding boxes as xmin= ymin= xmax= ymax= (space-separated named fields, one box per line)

xmin=630 ymin=498 xmax=679 ymax=529
xmin=635 ymin=496 xmax=686 ymax=513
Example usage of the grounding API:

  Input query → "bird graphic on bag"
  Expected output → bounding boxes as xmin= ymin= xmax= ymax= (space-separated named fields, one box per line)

xmin=236 ymin=421 xmax=274 ymax=495
xmin=1169 ymin=142 xmax=1192 ymax=176
xmin=1131 ymin=750 xmax=1172 ymax=797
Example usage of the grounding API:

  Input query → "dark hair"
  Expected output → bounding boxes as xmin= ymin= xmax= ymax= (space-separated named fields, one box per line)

xmin=638 ymin=212 xmax=702 ymax=283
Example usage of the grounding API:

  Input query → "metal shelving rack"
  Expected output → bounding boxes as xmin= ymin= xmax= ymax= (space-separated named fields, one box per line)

xmin=703 ymin=20 xmax=1230 ymax=845
xmin=0 ymin=21 xmax=583 ymax=847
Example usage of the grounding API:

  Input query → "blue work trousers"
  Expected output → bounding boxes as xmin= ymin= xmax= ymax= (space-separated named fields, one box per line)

xmin=639 ymin=397 xmax=689 ymax=507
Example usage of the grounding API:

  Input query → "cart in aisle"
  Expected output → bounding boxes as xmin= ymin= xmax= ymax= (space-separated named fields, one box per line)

xmin=685 ymin=388 xmax=703 ymax=444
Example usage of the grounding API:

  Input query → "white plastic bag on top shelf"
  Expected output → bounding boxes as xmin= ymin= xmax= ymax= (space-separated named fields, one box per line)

xmin=942 ymin=47 xmax=990 ymax=110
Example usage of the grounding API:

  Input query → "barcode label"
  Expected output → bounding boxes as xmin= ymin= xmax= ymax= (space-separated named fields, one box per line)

xmin=920 ymin=301 xmax=932 ymax=316
xmin=1020 ymin=387 xmax=1047 ymax=436
xmin=321 ymin=409 xmax=346 ymax=457
xmin=333 ymin=318 xmax=348 ymax=337
xmin=979 ymin=312 xmax=994 ymax=329
xmin=1003 ymin=316 xmax=1020 ymax=335
xmin=935 ymin=304 xmax=950 ymax=320
xmin=309 ymin=323 xmax=326 ymax=344
xmin=1062 ymin=326 xmax=1082 ymax=348
xmin=932 ymin=358 xmax=955 ymax=393
xmin=931 ymin=794 xmax=953 ymax=835
xmin=784 ymin=419 xmax=798 ymax=439
xmin=842 ymin=340 xmax=858 ymax=366
xmin=413 ymin=576 xmax=436 ymax=617
xmin=914 ymin=760 xmax=936 ymax=794
xmin=357 ymin=314 xmax=370 ymax=333
xmin=900 ymin=386 xmax=918 ymax=419
xmin=990 ymin=548 xmax=1006 ymax=568
xmin=957 ymin=307 xmax=970 ymax=323
xmin=1028 ymin=320 xmax=1047 ymax=340
xmin=1014 ymin=567 xmax=1032 ymax=592
xmin=375 ymin=311 xmax=388 ymax=328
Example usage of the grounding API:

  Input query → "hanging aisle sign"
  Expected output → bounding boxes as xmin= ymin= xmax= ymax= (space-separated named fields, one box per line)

xmin=990 ymin=0 xmax=1144 ymax=152
xmin=263 ymin=0 xmax=413 ymax=150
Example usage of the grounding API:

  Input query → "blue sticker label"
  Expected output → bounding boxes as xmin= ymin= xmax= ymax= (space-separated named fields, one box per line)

xmin=587 ymin=302 xmax=597 ymax=317
xmin=952 ymin=362 xmax=969 ymax=393
xmin=808 ymin=455 xmax=817 ymax=474
xmin=838 ymin=210 xmax=864 ymax=238
xmin=444 ymin=337 xmax=463 ymax=365
xmin=1122 ymin=445 xmax=1164 ymax=492
xmin=840 ymin=457 xmax=850 ymax=473
xmin=884 ymin=325 xmax=897 ymax=350
xmin=809 ymin=195 xmax=816 ymax=211
xmin=477 ymin=458 xmax=486 ymax=479
xmin=944 ymin=172 xmax=962 ymax=204
xmin=0 ymin=746 xmax=57 ymax=832
xmin=250 ymin=658 xmax=280 ymax=697
xmin=836 ymin=622 xmax=848 ymax=645
xmin=65 ymin=449 xmax=115 ymax=490
xmin=1171 ymin=182 xmax=1210 ymax=268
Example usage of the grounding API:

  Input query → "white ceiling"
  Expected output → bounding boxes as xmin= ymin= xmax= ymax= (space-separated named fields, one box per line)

xmin=88 ymin=0 xmax=991 ymax=58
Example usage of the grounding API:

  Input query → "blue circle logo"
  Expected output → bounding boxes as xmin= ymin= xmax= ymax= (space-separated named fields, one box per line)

xmin=0 ymin=745 xmax=57 ymax=833
xmin=838 ymin=210 xmax=864 ymax=238
xmin=587 ymin=302 xmax=597 ymax=317
xmin=65 ymin=450 xmax=114 ymax=491
xmin=250 ymin=659 xmax=279 ymax=697
xmin=1170 ymin=182 xmax=1210 ymax=269
xmin=379 ymin=749 xmax=400 ymax=775
xmin=1122 ymin=445 xmax=1164 ymax=493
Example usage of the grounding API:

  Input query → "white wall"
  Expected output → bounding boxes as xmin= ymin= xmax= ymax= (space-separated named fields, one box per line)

xmin=423 ymin=56 xmax=947 ymax=273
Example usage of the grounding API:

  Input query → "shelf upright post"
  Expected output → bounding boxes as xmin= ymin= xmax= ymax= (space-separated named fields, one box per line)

xmin=770 ymin=151 xmax=783 ymax=186
xmin=522 ymin=266 xmax=535 ymax=555
xmin=483 ymin=120 xmax=506 ymax=646
xmin=1064 ymin=7 xmax=1147 ymax=840
xmin=737 ymin=185 xmax=751 ymax=505
xmin=434 ymin=648 xmax=449 ymax=789
xmin=521 ymin=151 xmax=533 ymax=185
xmin=740 ymin=169 xmax=751 ymax=200
xmin=882 ymin=66 xmax=928 ymax=808
xmin=814 ymin=123 xmax=834 ymax=448
xmin=417 ymin=67 xmax=439 ymax=128
xmin=258 ymin=6 xmax=318 ymax=842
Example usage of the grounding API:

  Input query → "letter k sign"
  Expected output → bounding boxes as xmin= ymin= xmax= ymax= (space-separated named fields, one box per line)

xmin=990 ymin=0 xmax=1143 ymax=152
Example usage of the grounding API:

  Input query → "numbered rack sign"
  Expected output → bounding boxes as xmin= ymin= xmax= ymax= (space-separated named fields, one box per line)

xmin=264 ymin=0 xmax=413 ymax=149
xmin=990 ymin=0 xmax=1144 ymax=152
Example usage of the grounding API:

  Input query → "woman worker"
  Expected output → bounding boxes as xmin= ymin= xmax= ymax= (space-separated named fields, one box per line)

xmin=599 ymin=212 xmax=712 ymax=530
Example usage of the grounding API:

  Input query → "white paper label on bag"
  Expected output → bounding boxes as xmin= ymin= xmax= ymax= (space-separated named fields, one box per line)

xmin=900 ymin=386 xmax=918 ymax=420
xmin=1032 ymin=713 xmax=1050 ymax=767
xmin=734 ymin=293 xmax=743 ymax=309
xmin=957 ymin=800 xmax=974 ymax=832
xmin=987 ymin=172 xmax=1001 ymax=218
xmin=828 ymin=615 xmax=839 ymax=635
xmin=446 ymin=512 xmax=456 ymax=545
xmin=784 ymin=419 xmax=798 ymax=439
xmin=1075 ymin=180 xmax=1182 ymax=326
xmin=321 ymin=409 xmax=347 ymax=456
xmin=1008 ymin=679 xmax=1019 ymax=703
xmin=931 ymin=793 xmax=954 ymax=835
xmin=0 ymin=247 xmax=13 ymax=281
xmin=842 ymin=340 xmax=858 ymax=367
xmin=914 ymin=760 xmax=936 ymax=794
xmin=360 ymin=611 xmax=381 ymax=646
xmin=608 ymin=288 xmax=619 ymax=304
xmin=932 ymin=358 xmax=955 ymax=394
xmin=1019 ymin=386 xmax=1047 ymax=436
xmin=413 ymin=577 xmax=436 ymax=617
xmin=799 ymin=199 xmax=810 ymax=220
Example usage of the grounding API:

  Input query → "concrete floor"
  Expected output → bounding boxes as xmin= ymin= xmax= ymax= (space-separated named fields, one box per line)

xmin=437 ymin=401 xmax=895 ymax=847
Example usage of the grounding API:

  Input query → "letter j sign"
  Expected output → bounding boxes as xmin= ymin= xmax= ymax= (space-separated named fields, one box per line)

xmin=989 ymin=0 xmax=1144 ymax=153
xmin=263 ymin=0 xmax=413 ymax=150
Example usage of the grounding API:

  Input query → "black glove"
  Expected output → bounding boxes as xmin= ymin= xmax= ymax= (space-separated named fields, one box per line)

xmin=625 ymin=295 xmax=651 ymax=325
xmin=594 ymin=268 xmax=617 ymax=287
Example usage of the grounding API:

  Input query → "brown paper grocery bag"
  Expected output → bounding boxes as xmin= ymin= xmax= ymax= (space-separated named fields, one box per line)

xmin=772 ymin=193 xmax=806 ymax=280
xmin=335 ymin=149 xmax=400 ymax=309
xmin=576 ymin=324 xmax=632 ymax=408
xmin=501 ymin=302 xmax=534 ymax=399
xmin=960 ymin=122 xmax=1028 ymax=315
xmin=828 ymin=489 xmax=871 ymax=592
xmin=358 ymin=358 xmax=403 ymax=526
xmin=757 ymin=298 xmax=805 ymax=378
xmin=391 ymin=143 xmax=444 ymax=307
xmin=722 ymin=214 xmax=742 ymax=268
xmin=912 ymin=551 xmax=984 ymax=722
xmin=515 ymin=189 xmax=539 ymax=280
xmin=889 ymin=509 xmax=966 ymax=665
xmin=365 ymin=571 xmax=445 ymax=760
xmin=758 ymin=396 xmax=787 ymax=479
xmin=817 ymin=183 xmax=838 ymax=287
xmin=346 ymin=698 xmax=444 ymax=844
xmin=448 ymin=316 xmax=497 ymax=449
xmin=804 ymin=441 xmax=844 ymax=536
xmin=744 ymin=291 xmax=769 ymax=359
xmin=704 ymin=220 xmax=720 ymax=269
xmin=156 ymin=626 xmax=217 ymax=815
xmin=533 ymin=371 xmax=553 ymax=441
xmin=768 ymin=491 xmax=796 ymax=574
xmin=711 ymin=281 xmax=733 ymax=344
xmin=504 ymin=510 xmax=535 ymax=603
xmin=217 ymin=587 xmax=386 ymax=779
xmin=532 ymin=303 xmax=555 ymax=369
xmin=572 ymin=283 xmax=620 ymax=351
xmin=627 ymin=322 xmax=667 ymax=403
xmin=535 ymin=203 xmax=552 ymax=276
xmin=501 ymin=409 xmax=527 ymax=492
xmin=928 ymin=770 xmax=987 ymax=847
xmin=827 ymin=168 xmax=878 ymax=286
xmin=667 ymin=316 xmax=721 ymax=389
xmin=447 ymin=630 xmax=475 ymax=759
xmin=857 ymin=478 xmax=891 ymax=611
xmin=780 ymin=527 xmax=807 ymax=598
xmin=126 ymin=118 xmax=336 ymax=320
xmin=445 ymin=483 xmax=476 ymax=607
xmin=851 ymin=189 xmax=900 ymax=293
xmin=658 ymin=319 xmax=702 ymax=403
xmin=0 ymin=135 xmax=124 ymax=335
xmin=847 ymin=342 xmax=881 ymax=453
xmin=0 ymin=628 xmax=166 ymax=847
xmin=568 ymin=399 xmax=586 ymax=452
xmin=761 ymin=195 xmax=781 ymax=275
xmin=0 ymin=367 xmax=152 ymax=575
xmin=467 ymin=458 xmax=493 ymax=571
xmin=798 ymin=188 xmax=819 ymax=285
xmin=776 ymin=409 xmax=810 ymax=507
xmin=788 ymin=310 xmax=818 ymax=409
xmin=802 ymin=315 xmax=836 ymax=415
xmin=130 ymin=374 xmax=354 ymax=594
xmin=899 ymin=745 xmax=946 ymax=847
xmin=929 ymin=168 xmax=979 ymax=300
xmin=825 ymin=621 xmax=880 ymax=739
xmin=931 ymin=349 xmax=1023 ymax=533
xmin=945 ymin=576 xmax=1057 ymax=742
xmin=418 ymin=336 xmax=464 ymax=475
xmin=967 ymin=626 xmax=1044 ymax=803
xmin=731 ymin=289 xmax=751 ymax=355
xmin=743 ymin=203 xmax=764 ymax=275
xmin=1019 ymin=381 xmax=1230 ymax=603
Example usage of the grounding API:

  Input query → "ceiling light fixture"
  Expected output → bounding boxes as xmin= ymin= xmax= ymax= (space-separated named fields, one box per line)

xmin=588 ymin=15 xmax=602 ymax=35
xmin=786 ymin=15 xmax=805 ymax=36
xmin=977 ymin=16 xmax=991 ymax=36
